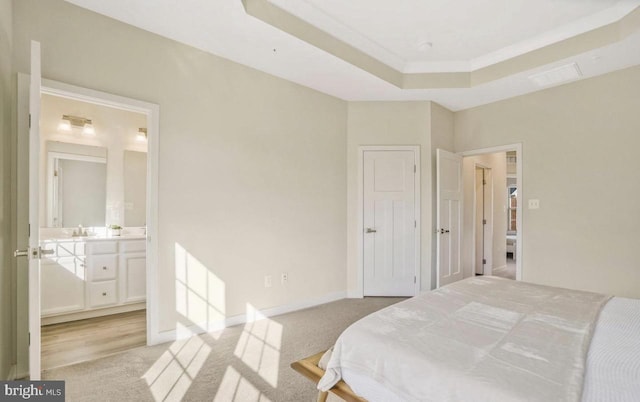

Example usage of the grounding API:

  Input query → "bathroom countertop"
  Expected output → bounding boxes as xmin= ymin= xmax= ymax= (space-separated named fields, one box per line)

xmin=41 ymin=234 xmax=147 ymax=242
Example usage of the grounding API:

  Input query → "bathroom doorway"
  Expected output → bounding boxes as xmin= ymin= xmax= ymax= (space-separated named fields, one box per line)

xmin=38 ymin=91 xmax=150 ymax=370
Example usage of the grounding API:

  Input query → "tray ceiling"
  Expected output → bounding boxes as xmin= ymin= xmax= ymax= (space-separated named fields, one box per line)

xmin=65 ymin=0 xmax=640 ymax=110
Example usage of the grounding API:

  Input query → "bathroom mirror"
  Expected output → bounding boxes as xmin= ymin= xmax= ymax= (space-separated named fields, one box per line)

xmin=123 ymin=150 xmax=147 ymax=227
xmin=46 ymin=142 xmax=108 ymax=228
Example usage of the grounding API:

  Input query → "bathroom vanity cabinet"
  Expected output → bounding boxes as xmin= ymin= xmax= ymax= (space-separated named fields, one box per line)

xmin=40 ymin=236 xmax=146 ymax=324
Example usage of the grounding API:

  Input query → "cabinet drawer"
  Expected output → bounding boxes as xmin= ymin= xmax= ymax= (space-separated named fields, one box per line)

xmin=121 ymin=240 xmax=146 ymax=253
xmin=89 ymin=255 xmax=118 ymax=281
xmin=88 ymin=281 xmax=117 ymax=307
xmin=88 ymin=241 xmax=118 ymax=255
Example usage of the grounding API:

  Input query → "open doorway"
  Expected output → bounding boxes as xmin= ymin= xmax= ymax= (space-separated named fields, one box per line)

xmin=460 ymin=145 xmax=522 ymax=281
xmin=38 ymin=92 xmax=149 ymax=369
xmin=16 ymin=69 xmax=159 ymax=378
xmin=504 ymin=151 xmax=518 ymax=280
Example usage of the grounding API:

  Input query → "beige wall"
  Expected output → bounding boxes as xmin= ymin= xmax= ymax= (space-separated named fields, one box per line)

xmin=13 ymin=0 xmax=348 ymax=343
xmin=346 ymin=101 xmax=434 ymax=293
xmin=455 ymin=65 xmax=640 ymax=298
xmin=462 ymin=153 xmax=507 ymax=278
xmin=0 ymin=0 xmax=13 ymax=380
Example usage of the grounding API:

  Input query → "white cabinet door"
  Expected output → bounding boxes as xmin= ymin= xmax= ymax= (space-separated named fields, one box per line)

xmin=41 ymin=257 xmax=85 ymax=315
xmin=120 ymin=252 xmax=146 ymax=303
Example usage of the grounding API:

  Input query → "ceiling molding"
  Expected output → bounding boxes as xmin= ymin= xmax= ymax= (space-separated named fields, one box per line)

xmin=243 ymin=0 xmax=640 ymax=89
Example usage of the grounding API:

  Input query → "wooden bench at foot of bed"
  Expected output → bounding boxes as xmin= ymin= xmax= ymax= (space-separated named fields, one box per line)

xmin=290 ymin=351 xmax=366 ymax=402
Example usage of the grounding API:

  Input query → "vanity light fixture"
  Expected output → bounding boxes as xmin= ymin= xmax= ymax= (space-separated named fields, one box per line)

xmin=136 ymin=127 xmax=147 ymax=142
xmin=58 ymin=114 xmax=95 ymax=136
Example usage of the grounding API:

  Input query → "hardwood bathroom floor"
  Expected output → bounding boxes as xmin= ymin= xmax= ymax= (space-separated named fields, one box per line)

xmin=41 ymin=310 xmax=147 ymax=370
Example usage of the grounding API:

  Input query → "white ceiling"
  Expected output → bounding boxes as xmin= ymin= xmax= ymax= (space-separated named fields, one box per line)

xmin=65 ymin=0 xmax=640 ymax=110
xmin=270 ymin=0 xmax=637 ymax=72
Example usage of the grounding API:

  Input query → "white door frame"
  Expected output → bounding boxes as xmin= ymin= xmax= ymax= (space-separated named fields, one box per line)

xmin=459 ymin=143 xmax=523 ymax=280
xmin=473 ymin=163 xmax=493 ymax=276
xmin=16 ymin=76 xmax=161 ymax=375
xmin=357 ymin=145 xmax=421 ymax=298
xmin=40 ymin=79 xmax=161 ymax=344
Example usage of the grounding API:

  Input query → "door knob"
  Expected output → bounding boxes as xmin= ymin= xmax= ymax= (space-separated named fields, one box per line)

xmin=365 ymin=228 xmax=377 ymax=233
xmin=437 ymin=228 xmax=450 ymax=234
xmin=14 ymin=249 xmax=29 ymax=258
xmin=14 ymin=247 xmax=55 ymax=258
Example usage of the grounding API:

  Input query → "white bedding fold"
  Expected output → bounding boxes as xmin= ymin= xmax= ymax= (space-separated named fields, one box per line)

xmin=318 ymin=277 xmax=610 ymax=402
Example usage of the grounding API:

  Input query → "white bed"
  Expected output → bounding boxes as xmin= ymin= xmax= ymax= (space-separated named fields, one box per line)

xmin=318 ymin=277 xmax=640 ymax=402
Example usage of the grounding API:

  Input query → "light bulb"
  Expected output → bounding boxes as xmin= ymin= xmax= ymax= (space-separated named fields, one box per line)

xmin=58 ymin=119 xmax=71 ymax=131
xmin=82 ymin=123 xmax=95 ymax=136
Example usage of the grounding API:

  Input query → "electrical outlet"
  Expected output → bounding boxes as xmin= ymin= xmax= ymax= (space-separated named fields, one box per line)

xmin=281 ymin=272 xmax=288 ymax=284
xmin=528 ymin=199 xmax=540 ymax=209
xmin=264 ymin=275 xmax=273 ymax=288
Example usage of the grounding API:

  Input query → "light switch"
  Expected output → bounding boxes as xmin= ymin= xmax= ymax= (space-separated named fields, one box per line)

xmin=528 ymin=199 xmax=540 ymax=209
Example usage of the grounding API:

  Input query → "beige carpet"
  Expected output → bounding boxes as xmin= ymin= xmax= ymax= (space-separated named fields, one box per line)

xmin=43 ymin=297 xmax=404 ymax=402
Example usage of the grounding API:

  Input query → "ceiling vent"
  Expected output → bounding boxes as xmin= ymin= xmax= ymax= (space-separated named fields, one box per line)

xmin=528 ymin=63 xmax=583 ymax=87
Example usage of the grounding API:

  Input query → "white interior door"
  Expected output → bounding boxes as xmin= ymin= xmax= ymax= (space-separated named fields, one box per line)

xmin=22 ymin=40 xmax=43 ymax=379
xmin=474 ymin=167 xmax=493 ymax=276
xmin=474 ymin=168 xmax=484 ymax=274
xmin=363 ymin=150 xmax=416 ymax=296
xmin=436 ymin=149 xmax=463 ymax=287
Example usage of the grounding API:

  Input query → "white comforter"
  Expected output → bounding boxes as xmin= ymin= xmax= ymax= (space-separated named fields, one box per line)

xmin=318 ymin=277 xmax=610 ymax=402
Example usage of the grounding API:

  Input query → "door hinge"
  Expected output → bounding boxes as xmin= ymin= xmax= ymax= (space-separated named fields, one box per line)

xmin=414 ymin=165 xmax=416 ymax=173
xmin=483 ymin=259 xmax=486 ymax=265
xmin=414 ymin=220 xmax=416 ymax=228
xmin=28 ymin=224 xmax=30 ymax=237
xmin=28 ymin=332 xmax=30 ymax=346
xmin=483 ymin=219 xmax=487 ymax=225
xmin=483 ymin=179 xmax=486 ymax=185
xmin=414 ymin=276 xmax=416 ymax=284
xmin=54 ymin=169 xmax=58 ymax=177
xmin=29 ymin=114 xmax=31 ymax=129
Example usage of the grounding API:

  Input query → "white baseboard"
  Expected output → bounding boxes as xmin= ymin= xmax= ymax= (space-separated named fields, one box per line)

xmin=346 ymin=290 xmax=363 ymax=299
xmin=151 ymin=290 xmax=347 ymax=345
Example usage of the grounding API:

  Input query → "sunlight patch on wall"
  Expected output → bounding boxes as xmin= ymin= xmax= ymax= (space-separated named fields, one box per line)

xmin=143 ymin=323 xmax=212 ymax=401
xmin=233 ymin=304 xmax=283 ymax=388
xmin=214 ymin=366 xmax=273 ymax=402
xmin=175 ymin=243 xmax=226 ymax=339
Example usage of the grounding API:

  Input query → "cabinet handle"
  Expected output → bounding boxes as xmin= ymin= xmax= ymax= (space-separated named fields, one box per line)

xmin=102 ymin=266 xmax=107 ymax=270
xmin=102 ymin=292 xmax=107 ymax=296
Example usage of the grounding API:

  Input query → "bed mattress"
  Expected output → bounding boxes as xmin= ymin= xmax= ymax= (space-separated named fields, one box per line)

xmin=341 ymin=296 xmax=640 ymax=402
